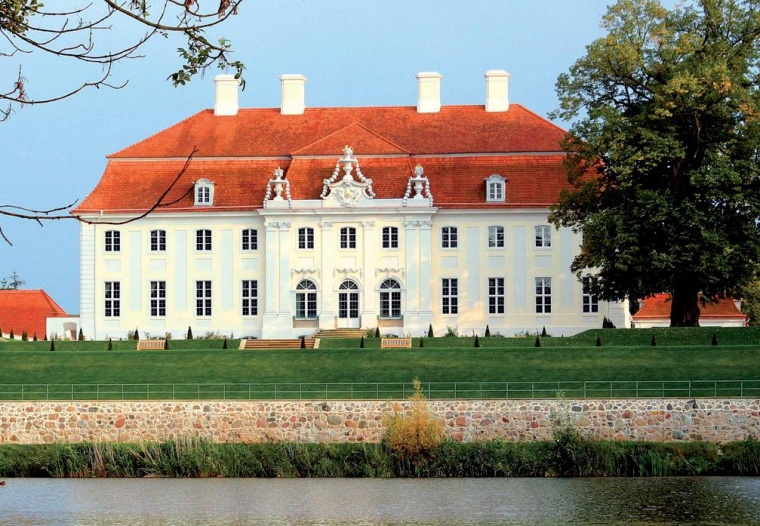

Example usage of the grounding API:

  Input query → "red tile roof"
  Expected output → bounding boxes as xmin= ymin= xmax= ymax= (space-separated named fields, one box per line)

xmin=633 ymin=294 xmax=747 ymax=320
xmin=74 ymin=103 xmax=573 ymax=214
xmin=0 ymin=290 xmax=69 ymax=339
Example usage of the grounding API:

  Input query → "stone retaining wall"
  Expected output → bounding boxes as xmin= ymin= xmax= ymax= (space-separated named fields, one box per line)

xmin=1 ymin=398 xmax=758 ymax=444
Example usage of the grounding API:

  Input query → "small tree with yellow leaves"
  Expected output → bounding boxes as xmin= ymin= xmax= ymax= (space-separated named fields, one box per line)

xmin=383 ymin=378 xmax=444 ymax=459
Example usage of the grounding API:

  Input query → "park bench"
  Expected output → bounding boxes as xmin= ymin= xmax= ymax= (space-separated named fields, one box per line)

xmin=137 ymin=340 xmax=166 ymax=351
xmin=380 ymin=337 xmax=412 ymax=348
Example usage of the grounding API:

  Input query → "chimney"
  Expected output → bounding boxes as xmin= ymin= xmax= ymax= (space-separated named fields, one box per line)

xmin=484 ymin=69 xmax=510 ymax=112
xmin=213 ymin=74 xmax=240 ymax=116
xmin=280 ymin=74 xmax=307 ymax=115
xmin=416 ymin=72 xmax=442 ymax=113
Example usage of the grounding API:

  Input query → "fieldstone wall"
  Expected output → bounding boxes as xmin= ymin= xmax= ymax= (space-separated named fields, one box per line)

xmin=0 ymin=398 xmax=758 ymax=444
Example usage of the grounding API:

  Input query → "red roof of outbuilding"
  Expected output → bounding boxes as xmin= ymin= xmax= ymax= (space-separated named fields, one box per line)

xmin=0 ymin=290 xmax=69 ymax=339
xmin=74 ymin=103 xmax=572 ymax=214
xmin=633 ymin=294 xmax=747 ymax=320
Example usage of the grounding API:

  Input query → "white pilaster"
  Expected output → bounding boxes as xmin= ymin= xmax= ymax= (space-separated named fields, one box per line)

xmin=404 ymin=220 xmax=420 ymax=315
xmin=318 ymin=221 xmax=336 ymax=328
xmin=361 ymin=220 xmax=377 ymax=327
xmin=418 ymin=220 xmax=434 ymax=328
xmin=278 ymin=222 xmax=292 ymax=316
xmin=79 ymin=222 xmax=96 ymax=339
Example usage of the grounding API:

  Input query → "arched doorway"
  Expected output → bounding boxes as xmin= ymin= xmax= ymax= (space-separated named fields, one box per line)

xmin=337 ymin=280 xmax=360 ymax=328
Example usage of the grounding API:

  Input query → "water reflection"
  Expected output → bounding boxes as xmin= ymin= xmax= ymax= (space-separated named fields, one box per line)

xmin=0 ymin=477 xmax=758 ymax=525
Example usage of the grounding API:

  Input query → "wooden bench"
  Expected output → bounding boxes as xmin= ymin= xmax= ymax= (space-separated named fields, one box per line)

xmin=240 ymin=338 xmax=315 ymax=350
xmin=380 ymin=337 xmax=412 ymax=348
xmin=137 ymin=340 xmax=166 ymax=350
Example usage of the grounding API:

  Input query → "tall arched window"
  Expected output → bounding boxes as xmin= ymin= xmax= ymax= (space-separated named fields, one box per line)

xmin=295 ymin=280 xmax=318 ymax=319
xmin=379 ymin=278 xmax=402 ymax=318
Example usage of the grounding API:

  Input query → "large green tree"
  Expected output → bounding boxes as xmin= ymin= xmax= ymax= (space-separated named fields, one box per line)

xmin=549 ymin=0 xmax=760 ymax=326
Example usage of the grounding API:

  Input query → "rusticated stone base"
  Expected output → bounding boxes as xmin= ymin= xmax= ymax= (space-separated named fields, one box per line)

xmin=0 ymin=398 xmax=758 ymax=444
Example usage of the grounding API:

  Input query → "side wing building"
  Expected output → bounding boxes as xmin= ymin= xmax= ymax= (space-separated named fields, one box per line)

xmin=73 ymin=72 xmax=630 ymax=340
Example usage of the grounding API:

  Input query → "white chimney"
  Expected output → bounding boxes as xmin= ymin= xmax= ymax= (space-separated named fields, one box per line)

xmin=416 ymin=72 xmax=442 ymax=113
xmin=280 ymin=74 xmax=307 ymax=115
xmin=484 ymin=69 xmax=510 ymax=112
xmin=213 ymin=74 xmax=240 ymax=116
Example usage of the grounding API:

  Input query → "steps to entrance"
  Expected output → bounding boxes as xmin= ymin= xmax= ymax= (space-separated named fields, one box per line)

xmin=313 ymin=329 xmax=366 ymax=339
xmin=240 ymin=338 xmax=316 ymax=350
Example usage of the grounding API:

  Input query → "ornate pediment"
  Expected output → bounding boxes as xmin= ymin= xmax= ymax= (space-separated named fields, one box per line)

xmin=321 ymin=146 xmax=375 ymax=208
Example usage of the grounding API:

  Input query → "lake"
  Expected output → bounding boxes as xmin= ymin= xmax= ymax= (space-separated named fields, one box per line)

xmin=1 ymin=477 xmax=759 ymax=525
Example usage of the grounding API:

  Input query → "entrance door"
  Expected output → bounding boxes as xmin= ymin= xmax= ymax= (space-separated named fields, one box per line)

xmin=337 ymin=281 xmax=360 ymax=328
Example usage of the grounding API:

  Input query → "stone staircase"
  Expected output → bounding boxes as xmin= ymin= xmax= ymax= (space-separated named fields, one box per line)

xmin=239 ymin=338 xmax=316 ymax=350
xmin=313 ymin=328 xmax=367 ymax=339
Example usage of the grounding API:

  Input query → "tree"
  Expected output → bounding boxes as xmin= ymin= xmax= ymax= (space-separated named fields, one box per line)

xmin=1 ymin=0 xmax=245 ymax=122
xmin=549 ymin=0 xmax=760 ymax=326
xmin=0 ymin=271 xmax=25 ymax=289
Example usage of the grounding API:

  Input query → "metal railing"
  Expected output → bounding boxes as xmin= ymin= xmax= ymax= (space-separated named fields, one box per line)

xmin=0 ymin=380 xmax=758 ymax=401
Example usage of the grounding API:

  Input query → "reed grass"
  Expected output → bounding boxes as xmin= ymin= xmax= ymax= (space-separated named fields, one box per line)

xmin=1 ymin=438 xmax=758 ymax=478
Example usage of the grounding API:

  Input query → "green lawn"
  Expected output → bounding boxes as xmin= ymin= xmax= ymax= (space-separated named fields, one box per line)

xmin=0 ymin=328 xmax=758 ymax=383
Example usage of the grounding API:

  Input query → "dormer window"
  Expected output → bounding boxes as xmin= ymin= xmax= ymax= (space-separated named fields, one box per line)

xmin=194 ymin=178 xmax=215 ymax=206
xmin=485 ymin=174 xmax=506 ymax=202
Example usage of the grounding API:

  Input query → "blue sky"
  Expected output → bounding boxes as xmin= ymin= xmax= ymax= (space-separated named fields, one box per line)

xmin=1 ymin=0 xmax=613 ymax=313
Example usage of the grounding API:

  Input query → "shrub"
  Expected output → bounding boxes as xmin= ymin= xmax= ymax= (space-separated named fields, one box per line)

xmin=32 ymin=333 xmax=37 ymax=342
xmin=187 ymin=326 xmax=194 ymax=340
xmin=133 ymin=328 xmax=140 ymax=341
xmin=474 ymin=335 xmax=481 ymax=348
xmin=712 ymin=333 xmax=718 ymax=346
xmin=602 ymin=317 xmax=616 ymax=329
xmin=383 ymin=379 xmax=444 ymax=459
xmin=9 ymin=330 xmax=14 ymax=340
xmin=164 ymin=338 xmax=169 ymax=350
xmin=427 ymin=324 xmax=434 ymax=338
xmin=419 ymin=338 xmax=424 ymax=348
xmin=484 ymin=325 xmax=490 ymax=337
xmin=223 ymin=337 xmax=229 ymax=350
xmin=359 ymin=336 xmax=365 ymax=349
xmin=107 ymin=338 xmax=113 ymax=351
xmin=78 ymin=328 xmax=84 ymax=341
xmin=49 ymin=340 xmax=56 ymax=352
xmin=535 ymin=336 xmax=541 ymax=348
xmin=596 ymin=336 xmax=602 ymax=347
xmin=541 ymin=326 xmax=548 ymax=337
xmin=651 ymin=335 xmax=657 ymax=346
xmin=444 ymin=326 xmax=458 ymax=337
xmin=375 ymin=327 xmax=380 ymax=338
xmin=22 ymin=330 xmax=28 ymax=341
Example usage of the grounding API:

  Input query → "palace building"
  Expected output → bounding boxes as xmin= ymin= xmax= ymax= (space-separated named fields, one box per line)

xmin=73 ymin=71 xmax=630 ymax=340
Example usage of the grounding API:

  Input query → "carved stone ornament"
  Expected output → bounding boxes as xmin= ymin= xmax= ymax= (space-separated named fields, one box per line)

xmin=291 ymin=268 xmax=320 ymax=278
xmin=263 ymin=167 xmax=293 ymax=208
xmin=402 ymin=164 xmax=433 ymax=207
xmin=321 ymin=146 xmax=376 ymax=207
xmin=333 ymin=268 xmax=362 ymax=277
xmin=375 ymin=267 xmax=405 ymax=278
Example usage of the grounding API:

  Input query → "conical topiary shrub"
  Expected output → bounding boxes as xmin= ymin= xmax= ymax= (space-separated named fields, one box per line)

xmin=33 ymin=333 xmax=37 ymax=342
xmin=484 ymin=325 xmax=491 ymax=337
xmin=78 ymin=328 xmax=84 ymax=341
xmin=428 ymin=324 xmax=434 ymax=338
xmin=223 ymin=337 xmax=229 ymax=350
xmin=299 ymin=336 xmax=305 ymax=349
xmin=535 ymin=336 xmax=541 ymax=348
xmin=651 ymin=334 xmax=657 ymax=347
xmin=474 ymin=334 xmax=481 ymax=348
xmin=9 ymin=329 xmax=14 ymax=340
xmin=107 ymin=338 xmax=113 ymax=350
xmin=22 ymin=330 xmax=28 ymax=341
xmin=419 ymin=337 xmax=424 ymax=348
xmin=187 ymin=326 xmax=193 ymax=340
xmin=596 ymin=336 xmax=602 ymax=347
xmin=359 ymin=336 xmax=365 ymax=349
xmin=711 ymin=333 xmax=718 ymax=346
xmin=375 ymin=327 xmax=380 ymax=338
xmin=50 ymin=340 xmax=56 ymax=352
xmin=133 ymin=328 xmax=140 ymax=341
xmin=541 ymin=326 xmax=547 ymax=337
xmin=164 ymin=338 xmax=169 ymax=350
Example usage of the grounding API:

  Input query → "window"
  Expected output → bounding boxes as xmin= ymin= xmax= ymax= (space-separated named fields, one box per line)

xmin=488 ymin=226 xmax=505 ymax=248
xmin=104 ymin=281 xmax=120 ymax=317
xmin=298 ymin=227 xmax=314 ymax=249
xmin=535 ymin=225 xmax=552 ymax=248
xmin=295 ymin=280 xmax=318 ymax=319
xmin=535 ymin=277 xmax=552 ymax=314
xmin=196 ymin=229 xmax=212 ymax=251
xmin=582 ymin=277 xmax=599 ymax=313
xmin=242 ymin=229 xmax=258 ymax=251
xmin=379 ymin=278 xmax=402 ymax=318
xmin=194 ymin=178 xmax=214 ymax=206
xmin=382 ymin=227 xmax=399 ymax=249
xmin=242 ymin=280 xmax=258 ymax=316
xmin=150 ymin=281 xmax=166 ymax=317
xmin=485 ymin=174 xmax=506 ymax=202
xmin=442 ymin=226 xmax=458 ymax=248
xmin=442 ymin=278 xmax=458 ymax=315
xmin=196 ymin=281 xmax=212 ymax=316
xmin=488 ymin=278 xmax=505 ymax=314
xmin=105 ymin=230 xmax=120 ymax=252
xmin=340 ymin=227 xmax=356 ymax=249
xmin=150 ymin=230 xmax=166 ymax=252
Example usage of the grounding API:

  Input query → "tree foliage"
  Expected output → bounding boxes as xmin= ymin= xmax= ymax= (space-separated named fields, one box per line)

xmin=0 ymin=0 xmax=245 ymax=121
xmin=549 ymin=0 xmax=760 ymax=326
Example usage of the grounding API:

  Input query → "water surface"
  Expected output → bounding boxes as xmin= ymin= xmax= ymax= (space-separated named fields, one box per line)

xmin=1 ymin=477 xmax=759 ymax=525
